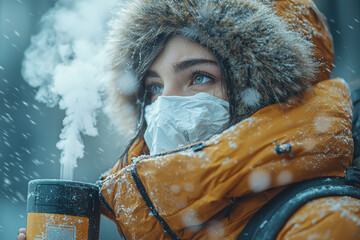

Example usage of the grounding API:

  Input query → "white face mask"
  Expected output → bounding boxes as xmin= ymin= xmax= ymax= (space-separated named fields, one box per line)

xmin=144 ymin=92 xmax=230 ymax=155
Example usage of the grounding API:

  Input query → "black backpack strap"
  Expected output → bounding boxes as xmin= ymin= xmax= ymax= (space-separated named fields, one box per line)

xmin=238 ymin=169 xmax=360 ymax=240
xmin=352 ymin=86 xmax=360 ymax=160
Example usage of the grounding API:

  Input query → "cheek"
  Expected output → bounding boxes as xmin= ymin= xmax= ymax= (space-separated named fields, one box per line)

xmin=212 ymin=81 xmax=228 ymax=102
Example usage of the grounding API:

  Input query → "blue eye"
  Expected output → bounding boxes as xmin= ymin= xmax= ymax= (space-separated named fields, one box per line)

xmin=193 ymin=75 xmax=212 ymax=85
xmin=150 ymin=84 xmax=163 ymax=96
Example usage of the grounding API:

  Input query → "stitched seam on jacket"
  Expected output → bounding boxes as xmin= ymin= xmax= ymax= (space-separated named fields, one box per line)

xmin=131 ymin=142 xmax=207 ymax=163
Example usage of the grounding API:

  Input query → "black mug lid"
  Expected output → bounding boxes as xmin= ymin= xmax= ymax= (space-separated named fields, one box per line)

xmin=27 ymin=179 xmax=100 ymax=219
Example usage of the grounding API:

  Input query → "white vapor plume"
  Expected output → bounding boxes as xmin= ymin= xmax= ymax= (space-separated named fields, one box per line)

xmin=22 ymin=0 xmax=119 ymax=180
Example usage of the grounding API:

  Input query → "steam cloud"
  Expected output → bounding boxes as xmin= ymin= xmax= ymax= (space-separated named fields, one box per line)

xmin=22 ymin=0 xmax=119 ymax=180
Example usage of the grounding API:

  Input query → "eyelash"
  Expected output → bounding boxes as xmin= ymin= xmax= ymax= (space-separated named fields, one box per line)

xmin=189 ymin=70 xmax=215 ymax=86
xmin=146 ymin=83 xmax=162 ymax=97
xmin=145 ymin=70 xmax=216 ymax=97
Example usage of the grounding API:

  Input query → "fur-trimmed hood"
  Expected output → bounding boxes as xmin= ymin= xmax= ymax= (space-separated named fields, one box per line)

xmin=106 ymin=0 xmax=334 ymax=133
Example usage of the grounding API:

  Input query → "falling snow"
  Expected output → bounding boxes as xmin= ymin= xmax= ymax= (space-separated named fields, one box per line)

xmin=249 ymin=170 xmax=271 ymax=192
xmin=32 ymin=159 xmax=45 ymax=165
xmin=14 ymin=30 xmax=21 ymax=37
xmin=15 ymin=192 xmax=26 ymax=202
xmin=4 ymin=178 xmax=11 ymax=186
xmin=241 ymin=88 xmax=261 ymax=107
xmin=277 ymin=170 xmax=293 ymax=185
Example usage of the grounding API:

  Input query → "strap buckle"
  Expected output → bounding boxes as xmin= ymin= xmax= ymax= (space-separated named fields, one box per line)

xmin=345 ymin=166 xmax=360 ymax=185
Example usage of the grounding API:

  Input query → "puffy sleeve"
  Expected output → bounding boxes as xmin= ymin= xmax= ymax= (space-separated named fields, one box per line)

xmin=277 ymin=196 xmax=360 ymax=240
xmin=99 ymin=139 xmax=149 ymax=226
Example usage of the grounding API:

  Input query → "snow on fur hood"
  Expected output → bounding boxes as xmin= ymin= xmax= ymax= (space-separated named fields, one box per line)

xmin=105 ymin=0 xmax=334 ymax=133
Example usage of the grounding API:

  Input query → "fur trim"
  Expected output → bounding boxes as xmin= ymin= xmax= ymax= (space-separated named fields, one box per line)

xmin=107 ymin=0 xmax=327 ymax=131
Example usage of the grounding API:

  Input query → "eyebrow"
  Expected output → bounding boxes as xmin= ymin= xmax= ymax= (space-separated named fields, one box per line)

xmin=173 ymin=58 xmax=218 ymax=72
xmin=145 ymin=58 xmax=218 ymax=79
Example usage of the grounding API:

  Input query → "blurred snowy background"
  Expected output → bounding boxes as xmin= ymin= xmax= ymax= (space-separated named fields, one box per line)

xmin=0 ymin=0 xmax=359 ymax=239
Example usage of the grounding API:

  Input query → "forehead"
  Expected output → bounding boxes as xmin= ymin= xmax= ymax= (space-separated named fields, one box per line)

xmin=149 ymin=36 xmax=217 ymax=70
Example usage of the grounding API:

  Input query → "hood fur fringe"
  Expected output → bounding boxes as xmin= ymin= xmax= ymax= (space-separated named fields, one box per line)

xmin=106 ymin=0 xmax=332 ymax=133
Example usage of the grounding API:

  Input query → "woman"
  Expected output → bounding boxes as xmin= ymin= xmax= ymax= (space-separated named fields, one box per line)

xmin=18 ymin=0 xmax=360 ymax=239
xmin=100 ymin=0 xmax=359 ymax=239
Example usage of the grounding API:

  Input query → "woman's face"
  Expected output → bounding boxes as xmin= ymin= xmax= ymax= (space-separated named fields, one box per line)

xmin=145 ymin=36 xmax=227 ymax=103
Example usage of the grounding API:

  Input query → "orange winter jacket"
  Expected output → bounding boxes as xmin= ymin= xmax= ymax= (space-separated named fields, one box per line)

xmin=100 ymin=79 xmax=360 ymax=239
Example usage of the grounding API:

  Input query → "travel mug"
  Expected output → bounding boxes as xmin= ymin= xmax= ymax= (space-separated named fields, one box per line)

xmin=26 ymin=179 xmax=100 ymax=240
